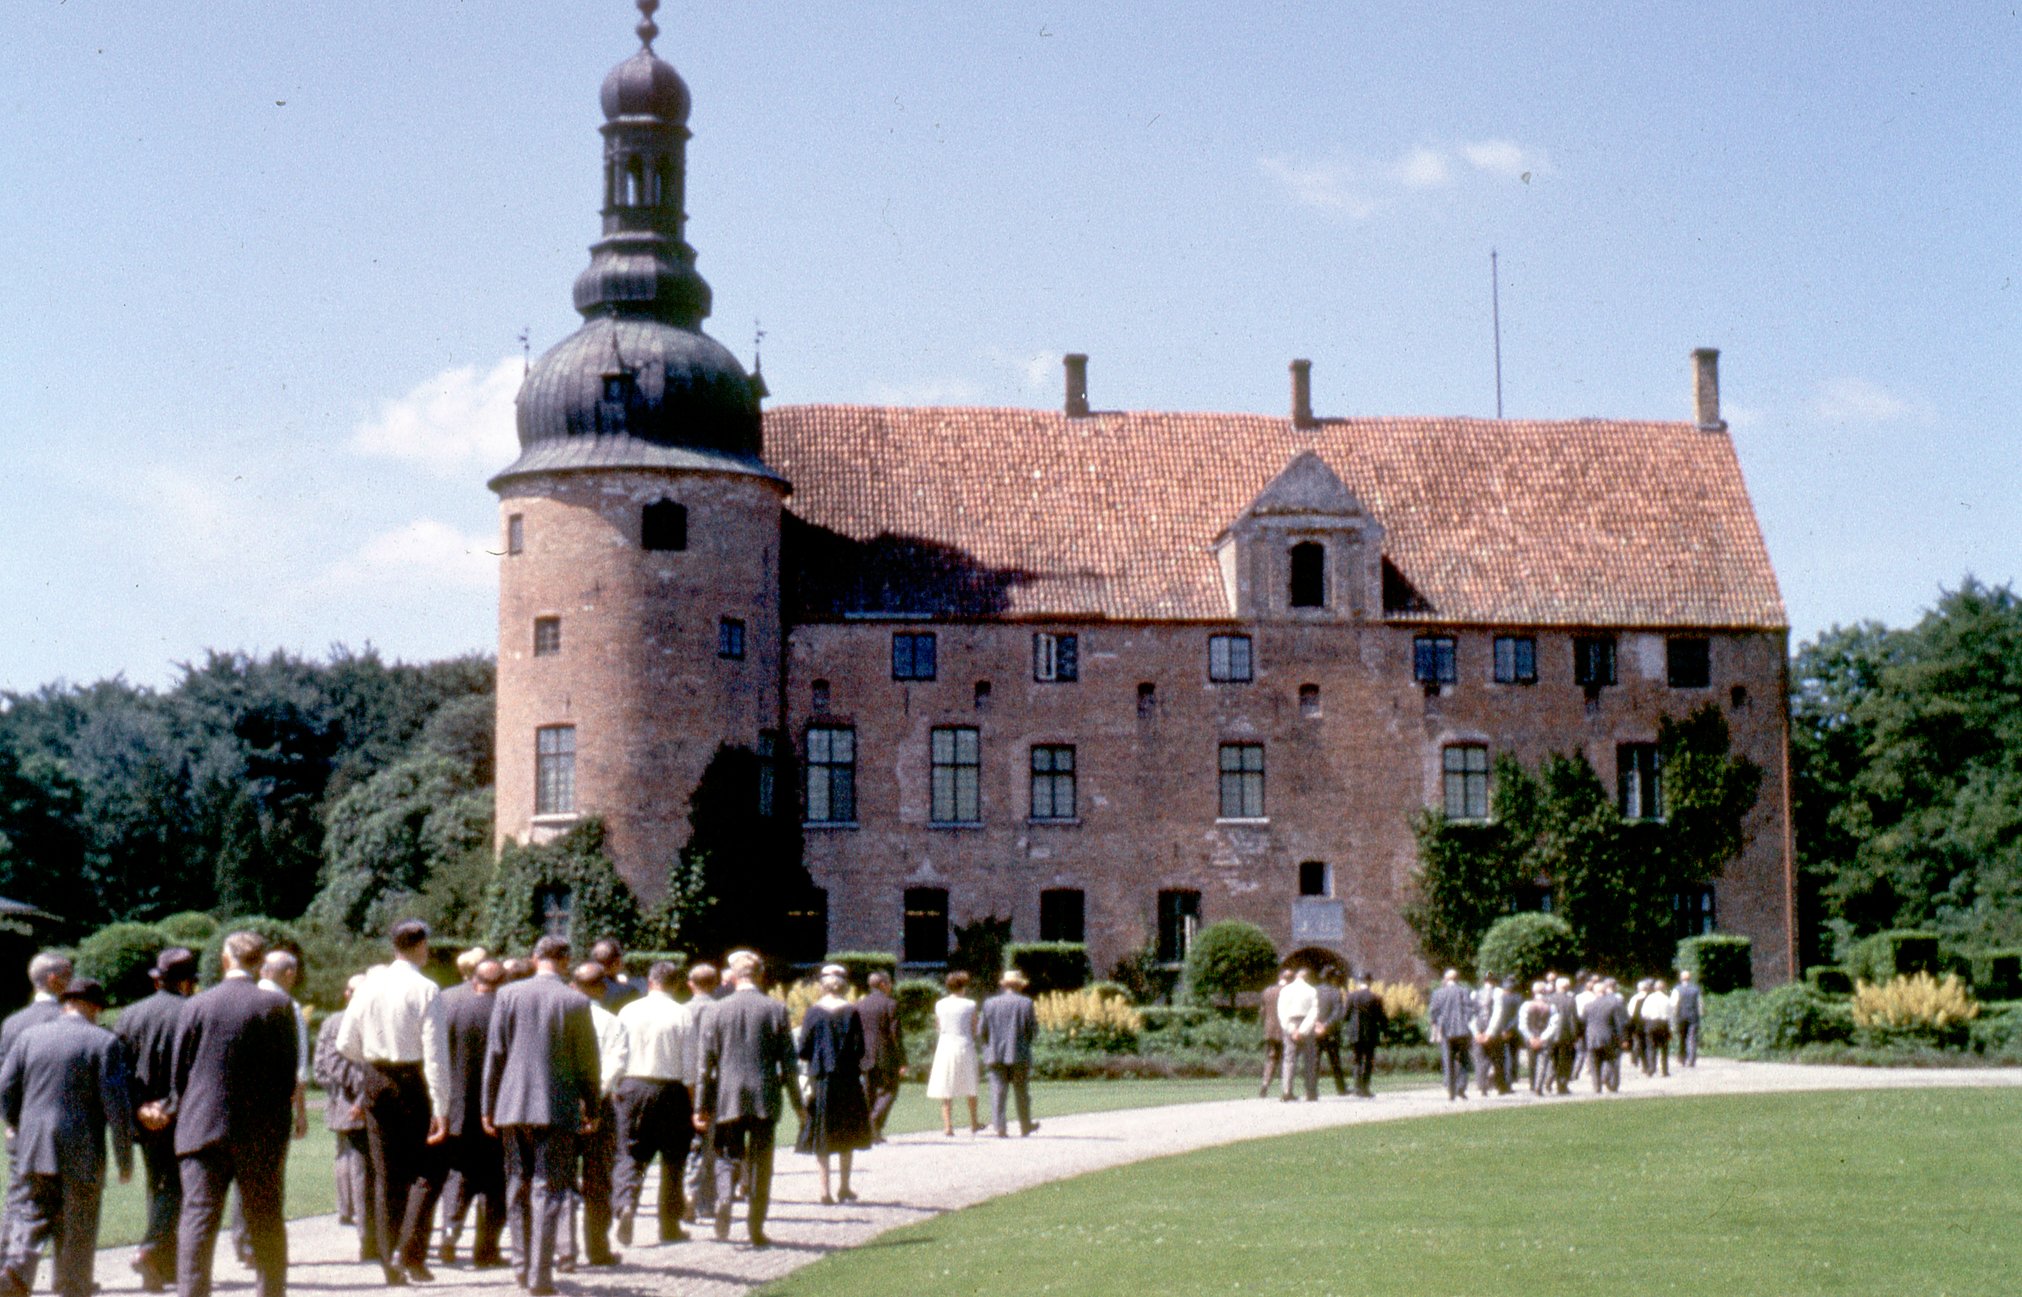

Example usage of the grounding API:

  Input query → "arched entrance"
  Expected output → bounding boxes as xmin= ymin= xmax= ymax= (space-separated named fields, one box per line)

xmin=1283 ymin=945 xmax=1348 ymax=979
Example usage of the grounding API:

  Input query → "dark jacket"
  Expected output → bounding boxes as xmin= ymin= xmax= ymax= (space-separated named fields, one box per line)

xmin=168 ymin=976 xmax=298 ymax=1157
xmin=1673 ymin=982 xmax=1703 ymax=1023
xmin=442 ymin=987 xmax=499 ymax=1138
xmin=854 ymin=989 xmax=906 ymax=1077
xmin=1260 ymin=983 xmax=1285 ymax=1043
xmin=0 ymin=998 xmax=61 ymax=1065
xmin=0 ymin=1013 xmax=134 ymax=1182
xmin=112 ymin=987 xmax=188 ymax=1116
xmin=483 ymin=971 xmax=598 ymax=1129
xmin=699 ymin=986 xmax=796 ymax=1124
xmin=1427 ymin=982 xmax=1475 ymax=1041
xmin=1342 ymin=987 xmax=1387 ymax=1049
xmin=977 ymin=990 xmax=1037 ymax=1067
xmin=1581 ymin=993 xmax=1632 ymax=1051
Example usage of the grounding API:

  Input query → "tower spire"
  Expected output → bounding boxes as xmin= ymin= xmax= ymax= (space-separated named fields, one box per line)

xmin=635 ymin=0 xmax=660 ymax=50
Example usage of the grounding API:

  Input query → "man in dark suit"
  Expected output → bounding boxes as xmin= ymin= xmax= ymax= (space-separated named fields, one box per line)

xmin=694 ymin=950 xmax=801 ymax=1248
xmin=1673 ymin=969 xmax=1703 ymax=1067
xmin=0 ymin=953 xmax=71 ymax=1065
xmin=1582 ymin=978 xmax=1631 ymax=1094
xmin=1340 ymin=973 xmax=1387 ymax=1098
xmin=589 ymin=940 xmax=641 ymax=1012
xmin=1547 ymin=976 xmax=1580 ymax=1094
xmin=0 ymin=978 xmax=133 ymax=1297
xmin=978 ymin=969 xmax=1039 ymax=1137
xmin=1312 ymin=967 xmax=1349 ymax=1097
xmin=482 ymin=936 xmax=599 ymax=1297
xmin=112 ymin=948 xmax=198 ymax=1292
xmin=679 ymin=964 xmax=726 ymax=1225
xmin=1426 ymin=969 xmax=1474 ymax=1101
xmin=1257 ymin=968 xmax=1290 ymax=1098
xmin=167 ymin=931 xmax=299 ymax=1297
xmin=854 ymin=971 xmax=906 ymax=1142
xmin=437 ymin=960 xmax=504 ymax=1268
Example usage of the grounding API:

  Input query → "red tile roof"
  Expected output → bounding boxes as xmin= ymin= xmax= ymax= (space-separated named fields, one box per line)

xmin=762 ymin=406 xmax=1786 ymax=630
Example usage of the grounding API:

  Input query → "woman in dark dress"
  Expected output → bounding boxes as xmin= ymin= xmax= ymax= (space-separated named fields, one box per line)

xmin=797 ymin=964 xmax=872 ymax=1204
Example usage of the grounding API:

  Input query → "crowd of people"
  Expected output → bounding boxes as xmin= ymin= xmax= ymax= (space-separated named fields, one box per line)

xmin=1424 ymin=968 xmax=1703 ymax=1101
xmin=0 ymin=922 xmax=1046 ymax=1297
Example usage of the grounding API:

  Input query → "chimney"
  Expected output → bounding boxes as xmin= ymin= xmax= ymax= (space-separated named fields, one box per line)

xmin=1063 ymin=353 xmax=1090 ymax=418
xmin=1693 ymin=347 xmax=1725 ymax=430
xmin=1289 ymin=359 xmax=1315 ymax=428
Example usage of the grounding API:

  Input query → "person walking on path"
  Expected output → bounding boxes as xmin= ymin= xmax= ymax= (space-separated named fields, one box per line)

xmin=925 ymin=971 xmax=981 ymax=1136
xmin=694 ymin=951 xmax=802 ymax=1249
xmin=436 ymin=959 xmax=505 ymax=1269
xmin=337 ymin=921 xmax=450 ymax=1287
xmin=679 ymin=964 xmax=727 ymax=1226
xmin=1427 ymin=970 xmax=1474 ymax=1101
xmin=1257 ymin=969 xmax=1290 ymax=1098
xmin=795 ymin=964 xmax=872 ymax=1201
xmin=1277 ymin=967 xmax=1322 ymax=1102
xmin=113 ymin=948 xmax=197 ymax=1292
xmin=0 ymin=978 xmax=134 ymax=1297
xmin=1313 ymin=968 xmax=1350 ymax=1097
xmin=314 ymin=975 xmax=373 ymax=1257
xmin=854 ymin=972 xmax=906 ymax=1142
xmin=1547 ymin=977 xmax=1580 ymax=1094
xmin=978 ymin=969 xmax=1039 ymax=1136
xmin=1640 ymin=980 xmax=1673 ymax=1077
xmin=561 ymin=962 xmax=626 ymax=1270
xmin=1519 ymin=982 xmax=1562 ymax=1096
xmin=166 ymin=931 xmax=299 ymax=1297
xmin=1340 ymin=973 xmax=1387 ymax=1098
xmin=1673 ymin=970 xmax=1704 ymax=1068
xmin=482 ymin=936 xmax=600 ymax=1297
xmin=1582 ymin=978 xmax=1631 ymax=1094
xmin=611 ymin=961 xmax=695 ymax=1246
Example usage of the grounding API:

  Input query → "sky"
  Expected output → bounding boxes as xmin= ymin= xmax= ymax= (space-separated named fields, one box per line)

xmin=2 ymin=1 xmax=2016 ymax=694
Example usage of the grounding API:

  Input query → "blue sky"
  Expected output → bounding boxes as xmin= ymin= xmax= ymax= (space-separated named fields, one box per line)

xmin=2 ymin=2 xmax=2015 ymax=692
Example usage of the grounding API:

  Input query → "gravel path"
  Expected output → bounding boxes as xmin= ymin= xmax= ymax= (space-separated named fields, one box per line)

xmin=97 ymin=1058 xmax=2022 ymax=1297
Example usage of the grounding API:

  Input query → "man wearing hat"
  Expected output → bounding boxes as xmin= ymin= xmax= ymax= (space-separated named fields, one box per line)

xmin=977 ymin=969 xmax=1039 ymax=1137
xmin=1340 ymin=972 xmax=1387 ymax=1099
xmin=114 ymin=949 xmax=200 ymax=1291
xmin=0 ymin=978 xmax=135 ymax=1297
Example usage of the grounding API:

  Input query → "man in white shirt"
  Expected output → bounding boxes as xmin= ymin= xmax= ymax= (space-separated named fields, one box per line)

xmin=337 ymin=920 xmax=450 ymax=1286
xmin=611 ymin=962 xmax=694 ymax=1246
xmin=1275 ymin=967 xmax=1321 ymax=1102
xmin=1639 ymin=980 xmax=1673 ymax=1077
xmin=1625 ymin=979 xmax=1653 ymax=1076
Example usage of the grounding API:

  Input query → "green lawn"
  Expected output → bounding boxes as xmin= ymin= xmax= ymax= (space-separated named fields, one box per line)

xmin=762 ymin=1088 xmax=2022 ymax=1297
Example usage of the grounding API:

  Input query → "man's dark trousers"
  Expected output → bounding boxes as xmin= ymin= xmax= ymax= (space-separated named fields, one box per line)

xmin=986 ymin=1062 xmax=1032 ymax=1136
xmin=1316 ymin=1034 xmax=1349 ymax=1096
xmin=500 ymin=1127 xmax=577 ymax=1293
xmin=577 ymin=1096 xmax=619 ymax=1263
xmin=710 ymin=1118 xmax=777 ymax=1239
xmin=1591 ymin=1047 xmax=1620 ymax=1094
xmin=178 ymin=1146 xmax=285 ymax=1297
xmin=611 ymin=1078 xmax=692 ymax=1239
xmin=863 ymin=1066 xmax=901 ymax=1139
xmin=1349 ymin=1044 xmax=1377 ymax=1097
xmin=135 ymin=1133 xmax=180 ymax=1285
xmin=6 ymin=1172 xmax=103 ymax=1297
xmin=361 ymin=1061 xmax=442 ymax=1270
xmin=439 ymin=1132 xmax=504 ymax=1263
xmin=1439 ymin=1038 xmax=1470 ymax=1098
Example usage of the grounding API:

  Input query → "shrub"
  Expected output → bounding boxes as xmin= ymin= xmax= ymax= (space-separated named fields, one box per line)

xmin=1969 ymin=1004 xmax=2022 ymax=1060
xmin=1033 ymin=988 xmax=1143 ymax=1054
xmin=76 ymin=922 xmax=172 ymax=1007
xmin=770 ymin=977 xmax=855 ymax=1028
xmin=1086 ymin=980 xmax=1132 ymax=1004
xmin=1003 ymin=942 xmax=1090 ymax=994
xmin=1806 ymin=965 xmax=1854 ymax=995
xmin=1846 ymin=930 xmax=1940 ymax=985
xmin=948 ymin=915 xmax=1012 ymax=987
xmin=1851 ymin=973 xmax=1978 ymax=1049
xmin=481 ymin=819 xmax=641 ymax=954
xmin=824 ymin=951 xmax=898 ymax=989
xmin=1702 ymin=984 xmax=1852 ymax=1056
xmin=295 ymin=921 xmax=387 ymax=1008
xmin=621 ymin=951 xmax=687 ymax=983
xmin=1109 ymin=944 xmax=1180 ymax=1006
xmin=1181 ymin=921 xmax=1279 ymax=1009
xmin=1676 ymin=934 xmax=1754 ymax=992
xmin=1372 ymin=981 xmax=1430 ymax=1046
xmin=1967 ymin=949 xmax=2022 ymax=1000
xmin=156 ymin=912 xmax=220 ymax=945
xmin=198 ymin=917 xmax=304 ymax=987
xmin=1475 ymin=913 xmax=1577 ymax=986
xmin=894 ymin=977 xmax=943 ymax=1033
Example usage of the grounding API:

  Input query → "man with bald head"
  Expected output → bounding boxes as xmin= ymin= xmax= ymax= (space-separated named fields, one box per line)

xmin=436 ymin=961 xmax=505 ymax=1268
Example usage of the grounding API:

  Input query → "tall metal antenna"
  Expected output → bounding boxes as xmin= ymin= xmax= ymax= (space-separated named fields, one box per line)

xmin=518 ymin=327 xmax=530 ymax=376
xmin=1491 ymin=248 xmax=1504 ymax=420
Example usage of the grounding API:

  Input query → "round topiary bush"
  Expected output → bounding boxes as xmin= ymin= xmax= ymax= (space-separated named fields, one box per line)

xmin=893 ymin=977 xmax=944 ymax=1034
xmin=1475 ymin=912 xmax=1578 ymax=987
xmin=1182 ymin=921 xmax=1279 ymax=1009
xmin=156 ymin=912 xmax=220 ymax=946
xmin=198 ymin=916 xmax=304 ymax=987
xmin=75 ymin=922 xmax=172 ymax=1007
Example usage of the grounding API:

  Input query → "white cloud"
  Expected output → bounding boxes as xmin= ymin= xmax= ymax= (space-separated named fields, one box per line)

xmin=1812 ymin=376 xmax=1932 ymax=424
xmin=980 ymin=348 xmax=1060 ymax=393
xmin=1461 ymin=139 xmax=1546 ymax=179
xmin=313 ymin=518 xmax=497 ymax=595
xmin=864 ymin=377 xmax=986 ymax=406
xmin=1396 ymin=146 xmax=1451 ymax=189
xmin=350 ymin=357 xmax=521 ymax=477
xmin=1258 ymin=155 xmax=1377 ymax=217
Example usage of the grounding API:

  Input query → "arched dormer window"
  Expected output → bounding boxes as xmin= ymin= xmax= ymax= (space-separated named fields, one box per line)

xmin=624 ymin=157 xmax=646 ymax=206
xmin=642 ymin=499 xmax=687 ymax=552
xmin=1289 ymin=541 xmax=1327 ymax=608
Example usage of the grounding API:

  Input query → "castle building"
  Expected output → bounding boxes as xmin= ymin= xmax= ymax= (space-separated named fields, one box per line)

xmin=492 ymin=8 xmax=1797 ymax=985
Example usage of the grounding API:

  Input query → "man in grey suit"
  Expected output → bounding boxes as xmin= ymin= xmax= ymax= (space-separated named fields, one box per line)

xmin=1673 ymin=969 xmax=1703 ymax=1067
xmin=481 ymin=936 xmax=599 ymax=1297
xmin=112 ymin=948 xmax=198 ymax=1292
xmin=0 ymin=978 xmax=133 ymax=1297
xmin=0 ymin=953 xmax=71 ymax=1065
xmin=1426 ymin=969 xmax=1474 ymax=1101
xmin=679 ymin=964 xmax=726 ymax=1225
xmin=1582 ymin=978 xmax=1631 ymax=1094
xmin=166 ymin=932 xmax=299 ymax=1297
xmin=694 ymin=950 xmax=801 ymax=1249
xmin=978 ymin=969 xmax=1039 ymax=1137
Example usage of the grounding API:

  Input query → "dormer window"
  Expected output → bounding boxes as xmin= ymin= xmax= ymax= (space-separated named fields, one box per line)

xmin=602 ymin=371 xmax=635 ymax=404
xmin=642 ymin=499 xmax=687 ymax=551
xmin=1289 ymin=541 xmax=1327 ymax=608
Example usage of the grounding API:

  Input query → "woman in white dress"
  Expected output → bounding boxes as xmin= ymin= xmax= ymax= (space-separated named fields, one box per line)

xmin=924 ymin=969 xmax=982 ymax=1135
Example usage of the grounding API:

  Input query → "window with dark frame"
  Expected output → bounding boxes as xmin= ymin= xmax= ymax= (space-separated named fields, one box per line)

xmin=1442 ymin=743 xmax=1489 ymax=820
xmin=1288 ymin=541 xmax=1327 ymax=608
xmin=506 ymin=514 xmax=524 ymax=555
xmin=782 ymin=887 xmax=828 ymax=963
xmin=804 ymin=725 xmax=856 ymax=824
xmin=974 ymin=680 xmax=992 ymax=710
xmin=641 ymin=499 xmax=687 ymax=551
xmin=1493 ymin=635 xmax=1537 ymax=684
xmin=1208 ymin=634 xmax=1254 ymax=682
xmin=930 ymin=726 xmax=981 ymax=824
xmin=1156 ymin=889 xmax=1201 ymax=963
xmin=811 ymin=679 xmax=831 ymax=712
xmin=892 ymin=631 xmax=937 ymax=681
xmin=903 ymin=887 xmax=949 ymax=964
xmin=1672 ymin=886 xmax=1716 ymax=939
xmin=717 ymin=617 xmax=745 ymax=660
xmin=756 ymin=730 xmax=779 ymax=818
xmin=1413 ymin=635 xmax=1458 ymax=685
xmin=1217 ymin=742 xmax=1265 ymax=819
xmin=1039 ymin=888 xmax=1086 ymax=944
xmin=1618 ymin=743 xmax=1662 ymax=819
xmin=1298 ymin=860 xmax=1330 ymax=897
xmin=1137 ymin=682 xmax=1157 ymax=717
xmin=1029 ymin=745 xmax=1076 ymax=821
xmin=1033 ymin=632 xmax=1079 ymax=682
xmin=1298 ymin=684 xmax=1321 ymax=718
xmin=1574 ymin=636 xmax=1618 ymax=688
xmin=535 ymin=725 xmax=576 ymax=815
xmin=1667 ymin=637 xmax=1711 ymax=689
xmin=532 ymin=617 xmax=561 ymax=657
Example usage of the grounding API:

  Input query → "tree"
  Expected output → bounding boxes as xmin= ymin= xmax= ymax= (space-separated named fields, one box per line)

xmin=309 ymin=754 xmax=491 ymax=935
xmin=1181 ymin=920 xmax=1280 ymax=1009
xmin=1403 ymin=754 xmax=1532 ymax=973
xmin=482 ymin=819 xmax=641 ymax=955
xmin=1475 ymin=912 xmax=1577 ymax=986
xmin=659 ymin=744 xmax=811 ymax=961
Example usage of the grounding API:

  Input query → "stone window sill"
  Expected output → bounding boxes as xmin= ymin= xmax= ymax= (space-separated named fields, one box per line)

xmin=929 ymin=821 xmax=983 ymax=831
xmin=1215 ymin=817 xmax=1270 ymax=827
xmin=804 ymin=820 xmax=860 ymax=831
xmin=1027 ymin=817 xmax=1082 ymax=827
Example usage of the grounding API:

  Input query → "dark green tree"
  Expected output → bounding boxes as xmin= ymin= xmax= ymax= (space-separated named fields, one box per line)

xmin=482 ymin=819 xmax=641 ymax=955
xmin=661 ymin=744 xmax=811 ymax=961
xmin=1403 ymin=754 xmax=1531 ymax=973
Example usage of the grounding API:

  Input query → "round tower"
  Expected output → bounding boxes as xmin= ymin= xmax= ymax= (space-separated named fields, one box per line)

xmin=491 ymin=1 xmax=786 ymax=900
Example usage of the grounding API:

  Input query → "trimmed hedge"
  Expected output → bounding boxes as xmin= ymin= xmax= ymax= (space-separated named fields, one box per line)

xmin=1180 ymin=921 xmax=1279 ymax=1009
xmin=76 ymin=922 xmax=172 ymax=1007
xmin=825 ymin=951 xmax=899 ymax=988
xmin=622 ymin=950 xmax=687 ymax=983
xmin=1806 ymin=965 xmax=1854 ymax=995
xmin=156 ymin=912 xmax=220 ymax=945
xmin=1676 ymin=934 xmax=1754 ymax=993
xmin=1702 ymin=985 xmax=1852 ymax=1056
xmin=1475 ymin=913 xmax=1577 ymax=987
xmin=894 ymin=977 xmax=943 ymax=1034
xmin=1003 ymin=942 xmax=1090 ymax=994
xmin=1967 ymin=950 xmax=2022 ymax=1000
xmin=1846 ymin=930 xmax=1940 ymax=984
